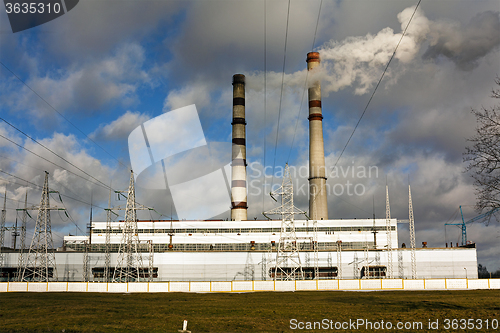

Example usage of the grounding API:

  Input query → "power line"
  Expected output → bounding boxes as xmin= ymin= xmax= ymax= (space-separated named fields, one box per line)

xmin=0 ymin=192 xmax=36 ymax=208
xmin=0 ymin=176 xmax=37 ymax=192
xmin=0 ymin=60 xmax=130 ymax=172
xmin=271 ymin=0 xmax=291 ymax=188
xmin=262 ymin=0 xmax=268 ymax=212
xmin=287 ymin=0 xmax=323 ymax=163
xmin=0 ymin=120 xmax=112 ymax=191
xmin=306 ymin=1 xmax=422 ymax=217
xmin=0 ymin=123 xmax=167 ymax=216
xmin=333 ymin=0 xmax=422 ymax=168
xmin=0 ymin=133 xmax=109 ymax=192
xmin=51 ymin=193 xmax=85 ymax=235
xmin=0 ymin=169 xmax=107 ymax=211
xmin=0 ymin=178 xmax=85 ymax=238
xmin=0 ymin=169 xmax=42 ymax=190
xmin=0 ymin=153 xmax=94 ymax=203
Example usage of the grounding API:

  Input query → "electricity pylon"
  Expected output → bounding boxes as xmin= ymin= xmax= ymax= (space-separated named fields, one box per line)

xmin=385 ymin=184 xmax=393 ymax=278
xmin=336 ymin=240 xmax=342 ymax=279
xmin=83 ymin=240 xmax=89 ymax=282
xmin=353 ymin=252 xmax=359 ymax=279
xmin=113 ymin=170 xmax=152 ymax=282
xmin=0 ymin=190 xmax=6 ymax=269
xmin=104 ymin=187 xmax=117 ymax=282
xmin=409 ymin=183 xmax=417 ymax=279
xmin=21 ymin=172 xmax=63 ymax=282
xmin=264 ymin=164 xmax=306 ymax=281
xmin=148 ymin=240 xmax=154 ymax=282
xmin=312 ymin=219 xmax=319 ymax=280
xmin=16 ymin=191 xmax=27 ymax=281
xmin=398 ymin=249 xmax=404 ymax=279
xmin=243 ymin=252 xmax=255 ymax=281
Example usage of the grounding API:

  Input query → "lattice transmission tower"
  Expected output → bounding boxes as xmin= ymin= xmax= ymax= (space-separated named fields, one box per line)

xmin=385 ymin=184 xmax=393 ymax=278
xmin=83 ymin=240 xmax=89 ymax=282
xmin=264 ymin=164 xmax=306 ymax=281
xmin=0 ymin=190 xmax=6 ymax=269
xmin=408 ymin=183 xmax=417 ymax=279
xmin=16 ymin=191 xmax=27 ymax=281
xmin=147 ymin=240 xmax=154 ymax=282
xmin=113 ymin=171 xmax=153 ymax=282
xmin=312 ymin=219 xmax=319 ymax=280
xmin=243 ymin=252 xmax=255 ymax=281
xmin=353 ymin=252 xmax=359 ymax=279
xmin=336 ymin=240 xmax=342 ymax=279
xmin=21 ymin=172 xmax=63 ymax=282
xmin=104 ymin=187 xmax=117 ymax=282
xmin=398 ymin=250 xmax=404 ymax=279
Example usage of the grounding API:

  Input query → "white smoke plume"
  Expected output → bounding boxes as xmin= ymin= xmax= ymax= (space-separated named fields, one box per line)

xmin=247 ymin=6 xmax=500 ymax=96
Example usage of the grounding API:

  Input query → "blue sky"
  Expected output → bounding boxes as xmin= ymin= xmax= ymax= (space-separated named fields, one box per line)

xmin=1 ymin=0 xmax=500 ymax=270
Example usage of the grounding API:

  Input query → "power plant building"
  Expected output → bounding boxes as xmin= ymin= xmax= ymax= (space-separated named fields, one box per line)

xmin=0 ymin=53 xmax=478 ymax=282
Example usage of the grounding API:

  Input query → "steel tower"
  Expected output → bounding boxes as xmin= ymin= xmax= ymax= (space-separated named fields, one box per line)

xmin=114 ymin=171 xmax=145 ymax=282
xmin=385 ymin=184 xmax=393 ymax=278
xmin=16 ymin=191 xmax=27 ymax=281
xmin=409 ymin=183 xmax=417 ymax=279
xmin=264 ymin=164 xmax=306 ymax=281
xmin=21 ymin=172 xmax=59 ymax=282
xmin=0 ymin=191 xmax=6 ymax=269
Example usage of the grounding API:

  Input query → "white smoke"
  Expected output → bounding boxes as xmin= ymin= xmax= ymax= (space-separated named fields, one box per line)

xmin=317 ymin=6 xmax=428 ymax=95
xmin=247 ymin=6 xmax=500 ymax=96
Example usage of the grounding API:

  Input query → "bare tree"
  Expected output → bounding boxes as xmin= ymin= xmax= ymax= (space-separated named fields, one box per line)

xmin=464 ymin=77 xmax=500 ymax=212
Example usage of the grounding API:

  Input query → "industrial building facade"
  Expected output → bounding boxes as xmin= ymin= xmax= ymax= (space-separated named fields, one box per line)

xmin=0 ymin=218 xmax=478 ymax=282
xmin=0 ymin=52 xmax=479 ymax=283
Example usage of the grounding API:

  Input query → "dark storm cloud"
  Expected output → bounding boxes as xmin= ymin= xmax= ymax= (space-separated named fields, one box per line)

xmin=423 ymin=11 xmax=500 ymax=70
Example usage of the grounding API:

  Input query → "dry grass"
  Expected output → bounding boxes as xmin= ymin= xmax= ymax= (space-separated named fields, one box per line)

xmin=0 ymin=290 xmax=499 ymax=332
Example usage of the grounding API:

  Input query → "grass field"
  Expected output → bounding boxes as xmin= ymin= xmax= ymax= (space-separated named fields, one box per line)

xmin=0 ymin=290 xmax=499 ymax=332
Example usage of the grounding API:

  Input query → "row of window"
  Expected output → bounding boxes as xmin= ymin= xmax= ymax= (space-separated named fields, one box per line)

xmin=64 ymin=241 xmax=376 ymax=252
xmin=91 ymin=226 xmax=395 ymax=235
xmin=267 ymin=265 xmax=387 ymax=280
xmin=91 ymin=267 xmax=158 ymax=281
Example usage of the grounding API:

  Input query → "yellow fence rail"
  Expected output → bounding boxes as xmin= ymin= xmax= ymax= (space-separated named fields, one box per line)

xmin=0 ymin=278 xmax=499 ymax=293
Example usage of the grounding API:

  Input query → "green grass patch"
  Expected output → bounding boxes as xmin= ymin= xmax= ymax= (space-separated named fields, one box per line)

xmin=0 ymin=290 xmax=499 ymax=332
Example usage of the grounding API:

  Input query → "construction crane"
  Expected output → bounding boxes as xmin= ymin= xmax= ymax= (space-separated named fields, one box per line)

xmin=445 ymin=205 xmax=500 ymax=247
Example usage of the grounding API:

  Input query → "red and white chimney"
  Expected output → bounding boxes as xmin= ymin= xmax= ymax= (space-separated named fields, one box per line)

xmin=307 ymin=52 xmax=328 ymax=220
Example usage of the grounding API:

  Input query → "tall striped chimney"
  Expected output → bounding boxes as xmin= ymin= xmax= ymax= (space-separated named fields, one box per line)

xmin=307 ymin=52 xmax=328 ymax=220
xmin=231 ymin=74 xmax=248 ymax=221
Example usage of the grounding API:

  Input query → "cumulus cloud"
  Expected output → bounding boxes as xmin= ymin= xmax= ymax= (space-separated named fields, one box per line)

xmin=163 ymin=82 xmax=213 ymax=112
xmin=91 ymin=111 xmax=150 ymax=141
xmin=9 ymin=43 xmax=151 ymax=123
xmin=33 ymin=1 xmax=185 ymax=59
xmin=0 ymin=129 xmax=129 ymax=236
